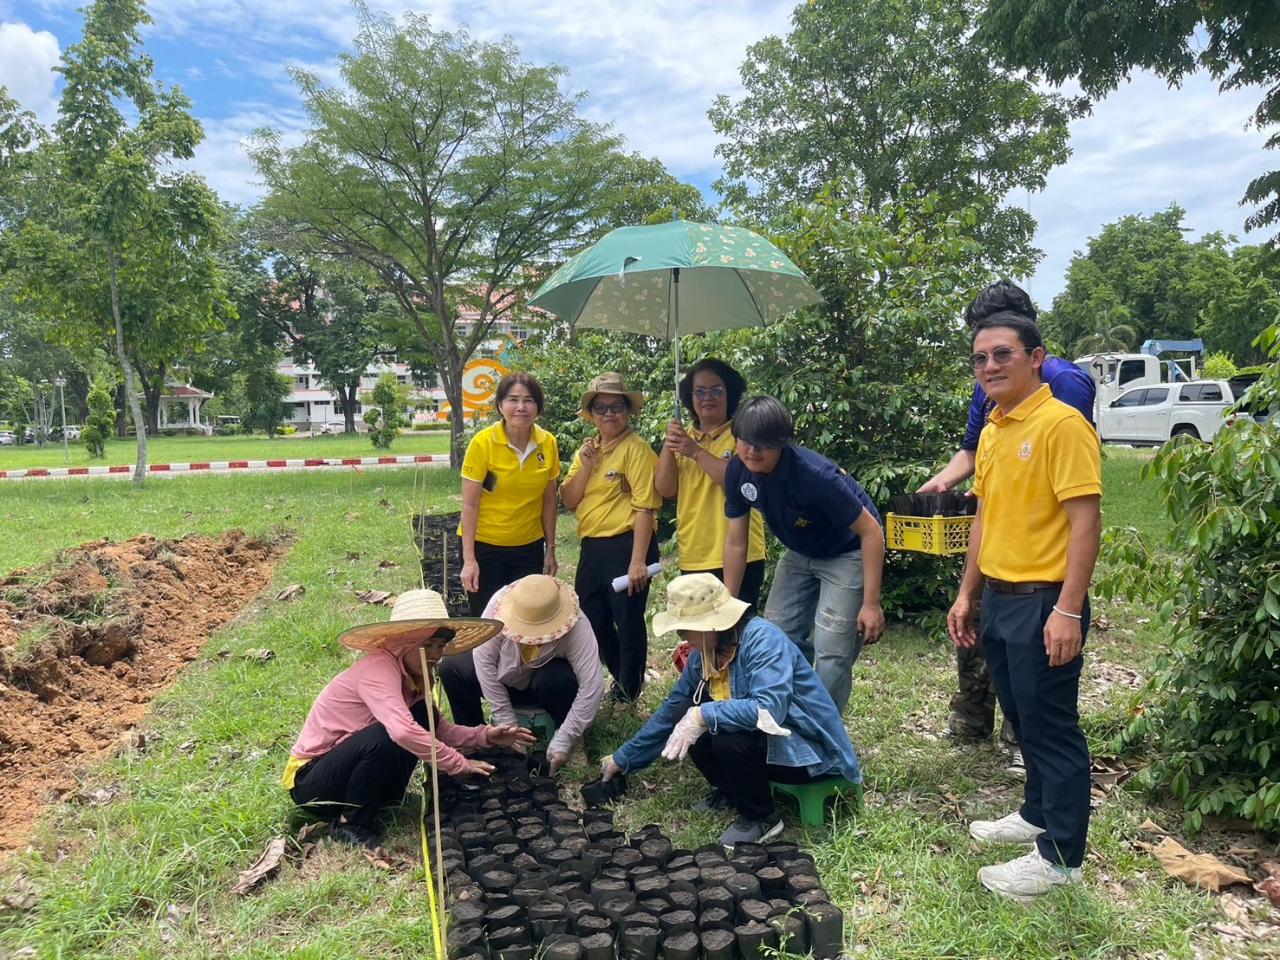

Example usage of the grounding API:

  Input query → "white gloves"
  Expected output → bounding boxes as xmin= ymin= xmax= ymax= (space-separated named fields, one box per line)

xmin=661 ymin=706 xmax=708 ymax=761
xmin=755 ymin=708 xmax=792 ymax=737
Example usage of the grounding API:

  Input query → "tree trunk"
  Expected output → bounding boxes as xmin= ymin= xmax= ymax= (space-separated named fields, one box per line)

xmin=108 ymin=250 xmax=148 ymax=486
xmin=442 ymin=358 xmax=465 ymax=466
xmin=114 ymin=383 xmax=128 ymax=438
xmin=134 ymin=357 xmax=164 ymax=434
xmin=342 ymin=381 xmax=358 ymax=433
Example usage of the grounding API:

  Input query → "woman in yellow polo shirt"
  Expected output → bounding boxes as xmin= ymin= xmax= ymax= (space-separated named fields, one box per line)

xmin=655 ymin=358 xmax=767 ymax=611
xmin=560 ymin=372 xmax=662 ymax=703
xmin=440 ymin=372 xmax=560 ymax=725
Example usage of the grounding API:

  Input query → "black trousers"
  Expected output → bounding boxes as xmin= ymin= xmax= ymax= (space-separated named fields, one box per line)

xmin=981 ymin=585 xmax=1091 ymax=868
xmin=689 ymin=728 xmax=816 ymax=822
xmin=682 ymin=560 xmax=765 ymax=617
xmin=442 ymin=538 xmax=544 ymax=725
xmin=576 ymin=531 xmax=659 ymax=702
xmin=435 ymin=655 xmax=580 ymax=731
xmin=289 ymin=701 xmax=434 ymax=827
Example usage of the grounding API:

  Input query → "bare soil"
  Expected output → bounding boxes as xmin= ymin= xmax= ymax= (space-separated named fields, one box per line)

xmin=413 ymin=512 xmax=468 ymax=615
xmin=0 ymin=531 xmax=285 ymax=850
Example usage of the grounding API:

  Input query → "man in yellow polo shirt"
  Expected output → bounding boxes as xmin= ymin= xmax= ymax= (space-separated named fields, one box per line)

xmin=947 ymin=311 xmax=1101 ymax=902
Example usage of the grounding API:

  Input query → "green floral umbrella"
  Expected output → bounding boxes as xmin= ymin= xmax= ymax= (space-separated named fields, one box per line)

xmin=529 ymin=220 xmax=822 ymax=406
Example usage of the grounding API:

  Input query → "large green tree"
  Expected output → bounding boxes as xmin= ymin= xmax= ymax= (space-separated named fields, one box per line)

xmin=979 ymin=0 xmax=1280 ymax=242
xmin=709 ymin=0 xmax=1077 ymax=271
xmin=4 ymin=0 xmax=226 ymax=483
xmin=1198 ymin=245 xmax=1280 ymax=365
xmin=252 ymin=10 xmax=631 ymax=463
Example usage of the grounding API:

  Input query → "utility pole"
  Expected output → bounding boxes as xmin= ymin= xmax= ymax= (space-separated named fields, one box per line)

xmin=54 ymin=375 xmax=68 ymax=464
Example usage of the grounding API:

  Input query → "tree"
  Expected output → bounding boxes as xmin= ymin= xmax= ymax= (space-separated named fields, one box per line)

xmin=1201 ymin=351 xmax=1238 ymax=379
xmin=363 ymin=372 xmax=405 ymax=449
xmin=1197 ymin=245 xmax=1280 ymax=365
xmin=1073 ymin=318 xmax=1138 ymax=357
xmin=979 ymin=0 xmax=1280 ymax=243
xmin=82 ymin=377 xmax=116 ymax=458
xmin=4 ymin=0 xmax=226 ymax=485
xmin=708 ymin=0 xmax=1078 ymax=271
xmin=242 ymin=365 xmax=290 ymax=437
xmin=1042 ymin=205 xmax=1235 ymax=351
xmin=252 ymin=10 xmax=629 ymax=464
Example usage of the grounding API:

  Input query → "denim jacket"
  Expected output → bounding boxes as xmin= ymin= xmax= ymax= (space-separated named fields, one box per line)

xmin=612 ymin=617 xmax=861 ymax=782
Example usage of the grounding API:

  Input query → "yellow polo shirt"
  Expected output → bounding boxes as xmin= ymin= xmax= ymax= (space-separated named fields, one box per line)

xmin=973 ymin=385 xmax=1101 ymax=583
xmin=459 ymin=421 xmax=560 ymax=547
xmin=565 ymin=430 xmax=662 ymax=538
xmin=675 ymin=422 xmax=766 ymax=570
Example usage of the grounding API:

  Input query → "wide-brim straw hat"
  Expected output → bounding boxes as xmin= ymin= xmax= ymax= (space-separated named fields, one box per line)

xmin=495 ymin=575 xmax=581 ymax=645
xmin=580 ymin=371 xmax=645 ymax=421
xmin=338 ymin=588 xmax=502 ymax=655
xmin=651 ymin=573 xmax=750 ymax=635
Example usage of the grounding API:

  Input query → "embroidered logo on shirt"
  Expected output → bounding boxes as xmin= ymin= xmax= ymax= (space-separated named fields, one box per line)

xmin=740 ymin=482 xmax=758 ymax=502
xmin=721 ymin=450 xmax=732 ymax=460
xmin=794 ymin=517 xmax=810 ymax=528
xmin=1019 ymin=440 xmax=1033 ymax=460
xmin=536 ymin=451 xmax=546 ymax=464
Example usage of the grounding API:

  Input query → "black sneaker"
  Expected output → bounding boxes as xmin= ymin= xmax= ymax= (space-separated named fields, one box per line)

xmin=695 ymin=788 xmax=731 ymax=812
xmin=719 ymin=815 xmax=784 ymax=848
xmin=330 ymin=821 xmax=382 ymax=849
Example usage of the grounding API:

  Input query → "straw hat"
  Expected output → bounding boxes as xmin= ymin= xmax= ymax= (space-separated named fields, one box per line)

xmin=651 ymin=573 xmax=750 ymax=635
xmin=579 ymin=372 xmax=645 ymax=421
xmin=338 ymin=588 xmax=502 ymax=655
xmin=495 ymin=575 xmax=581 ymax=645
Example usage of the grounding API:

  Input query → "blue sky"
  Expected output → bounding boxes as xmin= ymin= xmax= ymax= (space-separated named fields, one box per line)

xmin=1 ymin=0 xmax=1271 ymax=304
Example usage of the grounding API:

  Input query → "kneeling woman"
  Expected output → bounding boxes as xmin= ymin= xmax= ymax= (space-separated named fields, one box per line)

xmin=473 ymin=575 xmax=606 ymax=775
xmin=601 ymin=573 xmax=861 ymax=847
xmin=282 ymin=589 xmax=535 ymax=848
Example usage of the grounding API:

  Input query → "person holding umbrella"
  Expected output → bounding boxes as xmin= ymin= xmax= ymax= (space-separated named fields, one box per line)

xmin=440 ymin=372 xmax=561 ymax=725
xmin=722 ymin=396 xmax=886 ymax=715
xmin=282 ymin=589 xmax=535 ymax=849
xmin=655 ymin=358 xmax=767 ymax=612
xmin=560 ymin=372 xmax=662 ymax=703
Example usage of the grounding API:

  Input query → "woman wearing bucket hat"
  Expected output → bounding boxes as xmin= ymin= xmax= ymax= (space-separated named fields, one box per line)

xmin=560 ymin=372 xmax=662 ymax=703
xmin=600 ymin=573 xmax=861 ymax=847
xmin=282 ymin=589 xmax=535 ymax=849
xmin=440 ymin=371 xmax=561 ymax=727
xmin=470 ymin=575 xmax=605 ymax=774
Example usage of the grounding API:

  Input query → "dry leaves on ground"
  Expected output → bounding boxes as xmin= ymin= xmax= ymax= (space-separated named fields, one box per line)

xmin=232 ymin=837 xmax=287 ymax=896
xmin=1140 ymin=836 xmax=1253 ymax=892
xmin=1257 ymin=862 xmax=1280 ymax=907
xmin=355 ymin=590 xmax=393 ymax=605
xmin=238 ymin=648 xmax=275 ymax=663
xmin=275 ymin=584 xmax=305 ymax=602
xmin=2 ymin=877 xmax=36 ymax=912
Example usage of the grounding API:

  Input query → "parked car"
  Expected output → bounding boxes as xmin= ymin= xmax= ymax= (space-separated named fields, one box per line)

xmin=1097 ymin=379 xmax=1253 ymax=445
xmin=0 ymin=431 xmax=14 ymax=446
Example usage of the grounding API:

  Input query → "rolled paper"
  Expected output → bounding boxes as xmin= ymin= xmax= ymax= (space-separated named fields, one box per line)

xmin=612 ymin=562 xmax=663 ymax=593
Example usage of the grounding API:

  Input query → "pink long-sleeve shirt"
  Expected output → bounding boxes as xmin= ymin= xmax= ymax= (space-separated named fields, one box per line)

xmin=289 ymin=647 xmax=490 ymax=776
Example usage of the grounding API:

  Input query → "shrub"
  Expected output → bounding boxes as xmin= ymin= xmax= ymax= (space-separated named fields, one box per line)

xmin=82 ymin=379 xmax=116 ymax=459
xmin=1201 ymin=351 xmax=1238 ymax=380
xmin=1099 ymin=323 xmax=1280 ymax=831
xmin=363 ymin=373 xmax=407 ymax=449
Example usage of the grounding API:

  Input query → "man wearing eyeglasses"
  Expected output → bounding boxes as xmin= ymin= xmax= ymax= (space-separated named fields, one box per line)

xmin=947 ymin=312 xmax=1101 ymax=901
xmin=922 ymin=282 xmax=1095 ymax=749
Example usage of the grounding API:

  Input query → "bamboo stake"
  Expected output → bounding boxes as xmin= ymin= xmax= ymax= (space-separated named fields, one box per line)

xmin=419 ymin=647 xmax=448 ymax=941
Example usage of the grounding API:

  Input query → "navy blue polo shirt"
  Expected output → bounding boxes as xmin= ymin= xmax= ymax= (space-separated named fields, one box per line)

xmin=961 ymin=355 xmax=1095 ymax=451
xmin=724 ymin=445 xmax=880 ymax=558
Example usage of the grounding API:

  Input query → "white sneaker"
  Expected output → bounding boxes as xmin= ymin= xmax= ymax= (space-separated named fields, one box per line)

xmin=978 ymin=850 xmax=1082 ymax=902
xmin=969 ymin=811 xmax=1045 ymax=845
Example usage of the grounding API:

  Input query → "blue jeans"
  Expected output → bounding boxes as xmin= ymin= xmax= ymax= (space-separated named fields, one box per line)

xmin=763 ymin=548 xmax=864 ymax=714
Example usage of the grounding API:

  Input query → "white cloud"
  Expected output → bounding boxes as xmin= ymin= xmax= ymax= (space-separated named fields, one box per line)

xmin=0 ymin=20 xmax=60 ymax=120
xmin=183 ymin=105 xmax=309 ymax=208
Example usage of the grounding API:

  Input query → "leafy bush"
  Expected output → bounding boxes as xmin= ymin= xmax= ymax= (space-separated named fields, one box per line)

xmin=82 ymin=378 xmax=116 ymax=459
xmin=363 ymin=373 xmax=406 ymax=449
xmin=1201 ymin=351 xmax=1238 ymax=380
xmin=1099 ymin=323 xmax=1280 ymax=831
xmin=243 ymin=370 xmax=291 ymax=437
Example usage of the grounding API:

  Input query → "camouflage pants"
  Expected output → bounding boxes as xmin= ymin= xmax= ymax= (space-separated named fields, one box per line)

xmin=948 ymin=641 xmax=1019 ymax=745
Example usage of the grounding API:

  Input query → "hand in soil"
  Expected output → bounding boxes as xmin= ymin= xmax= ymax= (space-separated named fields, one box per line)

xmin=548 ymin=751 xmax=569 ymax=775
xmin=600 ymin=755 xmax=623 ymax=782
xmin=460 ymin=558 xmax=480 ymax=594
xmin=488 ymin=724 xmax=536 ymax=753
xmin=465 ymin=758 xmax=496 ymax=776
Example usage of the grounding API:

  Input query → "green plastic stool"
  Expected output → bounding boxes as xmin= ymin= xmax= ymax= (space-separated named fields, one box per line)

xmin=512 ymin=706 xmax=556 ymax=745
xmin=771 ymin=777 xmax=863 ymax=829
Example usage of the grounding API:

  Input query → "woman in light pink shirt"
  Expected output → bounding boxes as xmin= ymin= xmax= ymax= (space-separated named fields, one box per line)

xmin=284 ymin=589 xmax=534 ymax=849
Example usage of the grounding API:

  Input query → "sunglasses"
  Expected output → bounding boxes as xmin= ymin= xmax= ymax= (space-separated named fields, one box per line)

xmin=591 ymin=401 xmax=628 ymax=415
xmin=969 ymin=346 xmax=1034 ymax=370
xmin=692 ymin=386 xmax=726 ymax=400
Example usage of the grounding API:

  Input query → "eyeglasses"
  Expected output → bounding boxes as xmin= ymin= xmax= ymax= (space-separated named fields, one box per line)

xmin=969 ymin=346 xmax=1034 ymax=370
xmin=591 ymin=401 xmax=627 ymax=415
xmin=692 ymin=386 xmax=726 ymax=400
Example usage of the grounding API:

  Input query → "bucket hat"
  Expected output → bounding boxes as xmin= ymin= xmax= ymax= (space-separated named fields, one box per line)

xmin=651 ymin=573 xmax=749 ymax=636
xmin=495 ymin=575 xmax=581 ymax=645
xmin=338 ymin=588 xmax=502 ymax=655
xmin=580 ymin=372 xmax=645 ymax=420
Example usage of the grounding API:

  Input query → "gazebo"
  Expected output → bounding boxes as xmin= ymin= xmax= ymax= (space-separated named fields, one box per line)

xmin=159 ymin=384 xmax=214 ymax=435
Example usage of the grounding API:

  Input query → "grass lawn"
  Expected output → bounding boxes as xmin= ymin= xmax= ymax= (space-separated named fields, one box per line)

xmin=0 ymin=431 xmax=451 ymax=470
xmin=0 ymin=453 xmax=1261 ymax=959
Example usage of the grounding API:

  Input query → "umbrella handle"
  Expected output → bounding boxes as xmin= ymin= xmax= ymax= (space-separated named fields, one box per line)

xmin=672 ymin=267 xmax=681 ymax=423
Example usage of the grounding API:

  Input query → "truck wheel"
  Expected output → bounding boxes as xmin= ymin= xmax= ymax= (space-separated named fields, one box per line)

xmin=1170 ymin=425 xmax=1201 ymax=441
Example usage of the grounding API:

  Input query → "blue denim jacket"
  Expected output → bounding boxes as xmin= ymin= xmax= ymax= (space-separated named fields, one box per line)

xmin=612 ymin=617 xmax=861 ymax=782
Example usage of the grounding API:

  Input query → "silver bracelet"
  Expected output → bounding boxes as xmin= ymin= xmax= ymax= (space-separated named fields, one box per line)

xmin=1052 ymin=605 xmax=1083 ymax=621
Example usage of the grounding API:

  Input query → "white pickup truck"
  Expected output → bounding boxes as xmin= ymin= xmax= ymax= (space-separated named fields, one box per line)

xmin=1097 ymin=378 xmax=1258 ymax=445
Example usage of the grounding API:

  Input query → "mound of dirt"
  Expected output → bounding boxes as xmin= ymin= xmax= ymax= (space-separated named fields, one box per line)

xmin=0 ymin=530 xmax=286 ymax=851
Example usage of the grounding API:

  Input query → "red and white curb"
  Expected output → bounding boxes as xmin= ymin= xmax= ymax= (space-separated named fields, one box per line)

xmin=0 ymin=453 xmax=450 ymax=481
